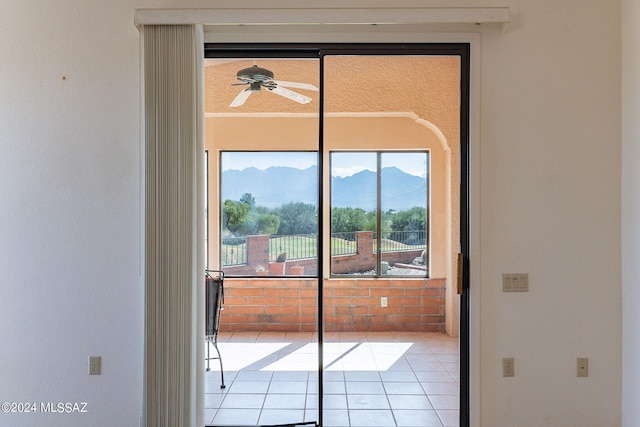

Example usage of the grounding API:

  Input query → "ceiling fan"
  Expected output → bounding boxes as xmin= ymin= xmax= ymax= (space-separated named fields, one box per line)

xmin=230 ymin=64 xmax=318 ymax=107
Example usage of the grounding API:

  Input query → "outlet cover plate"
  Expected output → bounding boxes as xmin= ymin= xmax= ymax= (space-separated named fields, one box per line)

xmin=89 ymin=356 xmax=101 ymax=375
xmin=577 ymin=357 xmax=588 ymax=377
xmin=503 ymin=357 xmax=515 ymax=377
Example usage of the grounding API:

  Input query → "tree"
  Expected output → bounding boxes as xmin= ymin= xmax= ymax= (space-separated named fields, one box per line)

xmin=391 ymin=206 xmax=427 ymax=232
xmin=277 ymin=202 xmax=317 ymax=235
xmin=331 ymin=207 xmax=368 ymax=234
xmin=239 ymin=192 xmax=256 ymax=207
xmin=222 ymin=199 xmax=250 ymax=235
xmin=256 ymin=211 xmax=280 ymax=235
xmin=390 ymin=207 xmax=427 ymax=245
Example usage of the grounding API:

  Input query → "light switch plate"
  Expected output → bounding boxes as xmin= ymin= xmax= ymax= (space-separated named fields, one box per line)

xmin=503 ymin=273 xmax=529 ymax=292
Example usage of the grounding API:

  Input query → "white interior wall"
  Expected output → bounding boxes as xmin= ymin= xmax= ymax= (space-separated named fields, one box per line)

xmin=622 ymin=0 xmax=640 ymax=426
xmin=0 ymin=2 xmax=143 ymax=426
xmin=0 ymin=1 xmax=628 ymax=426
xmin=479 ymin=1 xmax=621 ymax=425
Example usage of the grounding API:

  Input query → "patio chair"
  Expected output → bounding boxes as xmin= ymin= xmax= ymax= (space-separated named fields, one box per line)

xmin=205 ymin=269 xmax=226 ymax=389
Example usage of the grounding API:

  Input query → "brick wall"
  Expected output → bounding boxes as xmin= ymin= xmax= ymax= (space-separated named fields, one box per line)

xmin=218 ymin=277 xmax=445 ymax=333
xmin=223 ymin=231 xmax=425 ymax=276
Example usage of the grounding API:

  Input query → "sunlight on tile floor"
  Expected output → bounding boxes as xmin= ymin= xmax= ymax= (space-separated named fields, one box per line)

xmin=205 ymin=332 xmax=459 ymax=427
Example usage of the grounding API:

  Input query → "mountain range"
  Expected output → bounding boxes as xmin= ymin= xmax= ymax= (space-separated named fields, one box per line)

xmin=221 ymin=165 xmax=427 ymax=211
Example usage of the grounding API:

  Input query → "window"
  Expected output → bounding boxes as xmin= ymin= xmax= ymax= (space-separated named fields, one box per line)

xmin=219 ymin=151 xmax=318 ymax=277
xmin=330 ymin=151 xmax=429 ymax=277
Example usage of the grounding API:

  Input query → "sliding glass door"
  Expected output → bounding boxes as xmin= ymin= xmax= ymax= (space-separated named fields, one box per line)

xmin=203 ymin=44 xmax=470 ymax=427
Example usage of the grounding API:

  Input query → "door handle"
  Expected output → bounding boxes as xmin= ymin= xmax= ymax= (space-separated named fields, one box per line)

xmin=457 ymin=253 xmax=464 ymax=295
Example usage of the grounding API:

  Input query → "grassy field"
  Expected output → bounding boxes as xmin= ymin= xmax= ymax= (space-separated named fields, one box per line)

xmin=221 ymin=234 xmax=425 ymax=265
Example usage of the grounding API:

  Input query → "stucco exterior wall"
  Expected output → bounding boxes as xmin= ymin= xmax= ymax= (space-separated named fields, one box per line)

xmin=205 ymin=114 xmax=450 ymax=277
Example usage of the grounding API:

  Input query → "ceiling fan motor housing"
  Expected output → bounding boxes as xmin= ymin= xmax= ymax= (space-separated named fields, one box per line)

xmin=230 ymin=63 xmax=315 ymax=107
xmin=237 ymin=65 xmax=275 ymax=82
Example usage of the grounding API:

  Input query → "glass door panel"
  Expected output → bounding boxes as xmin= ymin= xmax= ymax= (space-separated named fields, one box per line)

xmin=323 ymin=53 xmax=461 ymax=426
xmin=204 ymin=56 xmax=320 ymax=427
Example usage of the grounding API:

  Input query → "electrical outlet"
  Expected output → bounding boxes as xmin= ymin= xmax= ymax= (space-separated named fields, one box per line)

xmin=577 ymin=358 xmax=588 ymax=377
xmin=89 ymin=356 xmax=101 ymax=375
xmin=502 ymin=357 xmax=515 ymax=377
xmin=381 ymin=297 xmax=388 ymax=307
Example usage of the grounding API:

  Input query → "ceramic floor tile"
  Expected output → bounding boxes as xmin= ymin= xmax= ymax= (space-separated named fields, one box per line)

xmin=443 ymin=362 xmax=459 ymax=373
xmin=384 ymin=358 xmax=414 ymax=371
xmin=421 ymin=382 xmax=459 ymax=395
xmin=304 ymin=408 xmax=319 ymax=422
xmin=204 ymin=393 xmax=225 ymax=408
xmin=268 ymin=380 xmax=308 ymax=394
xmin=320 ymin=409 xmax=350 ymax=426
xmin=212 ymin=408 xmax=261 ymax=425
xmin=307 ymin=380 xmax=347 ymax=394
xmin=393 ymin=409 xmax=444 ymax=426
xmin=347 ymin=394 xmax=391 ymax=410
xmin=323 ymin=394 xmax=348 ymax=410
xmin=257 ymin=332 xmax=287 ymax=341
xmin=324 ymin=381 xmax=347 ymax=394
xmin=234 ymin=370 xmax=273 ymax=382
xmin=219 ymin=393 xmax=265 ymax=409
xmin=258 ymin=409 xmax=306 ymax=425
xmin=408 ymin=361 xmax=447 ymax=372
xmin=306 ymin=393 xmax=348 ymax=410
xmin=203 ymin=332 xmax=460 ymax=426
xmin=344 ymin=371 xmax=382 ymax=382
xmin=272 ymin=370 xmax=309 ymax=381
xmin=263 ymin=393 xmax=307 ymax=409
xmin=204 ymin=408 xmax=216 ymax=425
xmin=323 ymin=371 xmax=346 ymax=381
xmin=387 ymin=394 xmax=433 ymax=410
xmin=415 ymin=371 xmax=456 ymax=383
xmin=429 ymin=394 xmax=460 ymax=410
xmin=346 ymin=381 xmax=386 ymax=394
xmin=436 ymin=354 xmax=459 ymax=363
xmin=437 ymin=409 xmax=460 ymax=427
xmin=204 ymin=381 xmax=228 ymax=394
xmin=404 ymin=353 xmax=442 ymax=363
xmin=349 ymin=409 xmax=396 ymax=427
xmin=379 ymin=370 xmax=418 ymax=382
xmin=383 ymin=381 xmax=426 ymax=395
xmin=306 ymin=393 xmax=319 ymax=409
xmin=227 ymin=380 xmax=270 ymax=394
xmin=429 ymin=345 xmax=458 ymax=356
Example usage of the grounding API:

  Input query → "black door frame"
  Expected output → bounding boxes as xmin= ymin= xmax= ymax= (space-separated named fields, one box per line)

xmin=204 ymin=43 xmax=471 ymax=427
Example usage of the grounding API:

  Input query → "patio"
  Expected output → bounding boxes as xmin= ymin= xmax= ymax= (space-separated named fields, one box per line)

xmin=204 ymin=331 xmax=459 ymax=427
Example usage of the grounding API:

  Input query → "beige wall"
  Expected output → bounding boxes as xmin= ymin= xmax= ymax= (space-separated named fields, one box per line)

xmin=622 ymin=0 xmax=640 ymax=425
xmin=1 ymin=1 xmax=629 ymax=426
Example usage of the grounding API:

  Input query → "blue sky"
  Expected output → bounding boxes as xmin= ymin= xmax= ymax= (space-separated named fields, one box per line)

xmin=221 ymin=151 xmax=427 ymax=177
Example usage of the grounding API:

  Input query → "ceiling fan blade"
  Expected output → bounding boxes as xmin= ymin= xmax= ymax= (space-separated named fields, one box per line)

xmin=273 ymin=80 xmax=319 ymax=91
xmin=269 ymin=86 xmax=312 ymax=104
xmin=230 ymin=89 xmax=252 ymax=107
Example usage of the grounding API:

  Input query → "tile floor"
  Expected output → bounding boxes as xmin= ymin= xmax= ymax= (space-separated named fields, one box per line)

xmin=205 ymin=331 xmax=459 ymax=427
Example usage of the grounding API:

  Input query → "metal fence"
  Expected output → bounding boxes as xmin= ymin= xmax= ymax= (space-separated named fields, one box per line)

xmin=221 ymin=236 xmax=247 ymax=266
xmin=375 ymin=230 xmax=427 ymax=253
xmin=330 ymin=231 xmax=357 ymax=256
xmin=221 ymin=230 xmax=427 ymax=267
xmin=268 ymin=234 xmax=317 ymax=261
